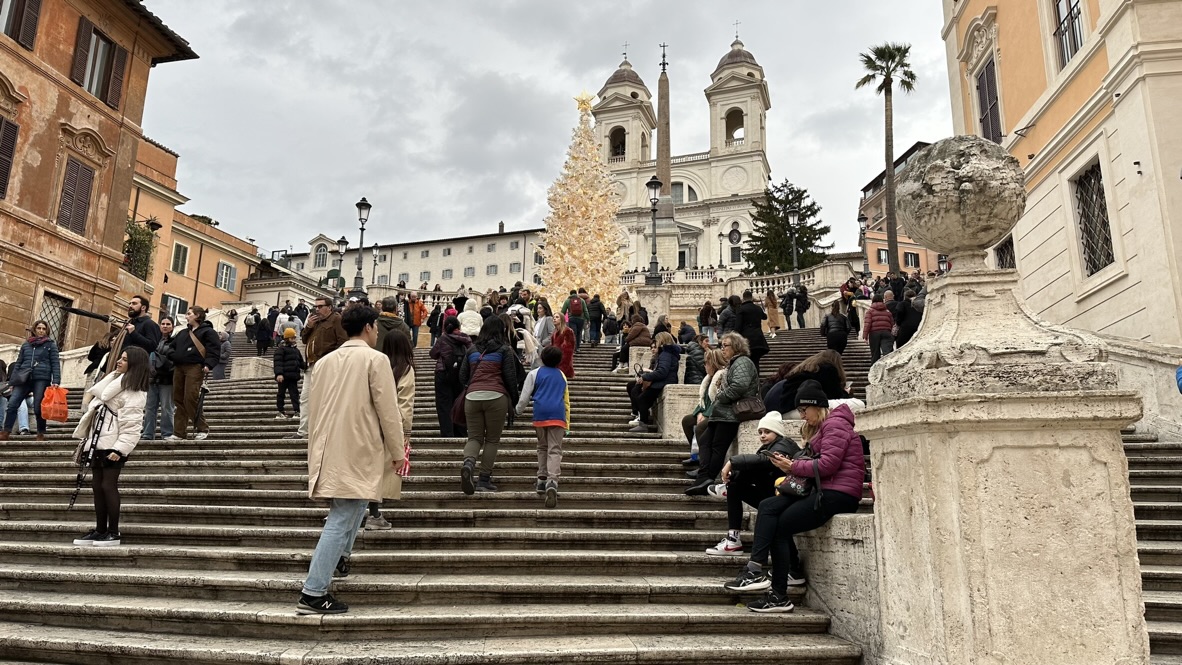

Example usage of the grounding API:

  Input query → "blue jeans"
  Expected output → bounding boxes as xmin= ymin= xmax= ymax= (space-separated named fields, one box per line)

xmin=410 ymin=326 xmax=421 ymax=347
xmin=589 ymin=319 xmax=602 ymax=345
xmin=0 ymin=396 xmax=28 ymax=432
xmin=301 ymin=498 xmax=368 ymax=597
xmin=142 ymin=382 xmax=175 ymax=439
xmin=4 ymin=380 xmax=48 ymax=434
xmin=569 ymin=318 xmax=585 ymax=351
xmin=701 ymin=325 xmax=716 ymax=344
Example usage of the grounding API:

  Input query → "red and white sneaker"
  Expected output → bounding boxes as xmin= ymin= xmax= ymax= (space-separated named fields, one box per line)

xmin=705 ymin=536 xmax=744 ymax=556
xmin=706 ymin=483 xmax=728 ymax=501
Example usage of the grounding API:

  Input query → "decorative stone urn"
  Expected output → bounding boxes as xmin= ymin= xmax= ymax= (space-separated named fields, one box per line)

xmin=857 ymin=136 xmax=1149 ymax=665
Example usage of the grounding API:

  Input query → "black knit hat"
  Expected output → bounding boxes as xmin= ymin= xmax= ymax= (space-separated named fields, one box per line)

xmin=795 ymin=379 xmax=829 ymax=409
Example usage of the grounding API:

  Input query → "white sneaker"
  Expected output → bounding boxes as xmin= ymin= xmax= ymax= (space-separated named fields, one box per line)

xmin=628 ymin=417 xmax=641 ymax=427
xmin=194 ymin=432 xmax=209 ymax=440
xmin=705 ymin=536 xmax=745 ymax=556
xmin=163 ymin=435 xmax=183 ymax=441
xmin=706 ymin=483 xmax=728 ymax=501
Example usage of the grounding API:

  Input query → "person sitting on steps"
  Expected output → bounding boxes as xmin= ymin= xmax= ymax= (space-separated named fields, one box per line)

xmin=626 ymin=332 xmax=681 ymax=434
xmin=680 ymin=348 xmax=728 ymax=469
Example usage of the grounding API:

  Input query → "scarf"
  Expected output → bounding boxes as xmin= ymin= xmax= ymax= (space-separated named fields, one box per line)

xmin=26 ymin=335 xmax=49 ymax=345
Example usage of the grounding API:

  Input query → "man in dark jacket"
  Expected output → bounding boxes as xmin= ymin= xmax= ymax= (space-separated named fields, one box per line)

xmin=586 ymin=294 xmax=606 ymax=347
xmin=273 ymin=328 xmax=307 ymax=419
xmin=793 ymin=286 xmax=810 ymax=329
xmin=293 ymin=299 xmax=310 ymax=324
xmin=123 ymin=294 xmax=162 ymax=355
xmin=677 ymin=321 xmax=697 ymax=344
xmin=376 ymin=296 xmax=412 ymax=350
xmin=294 ymin=297 xmax=349 ymax=438
xmin=779 ymin=290 xmax=795 ymax=330
xmin=169 ymin=306 xmax=220 ymax=440
xmin=889 ymin=272 xmax=906 ymax=303
xmin=737 ymin=291 xmax=770 ymax=370
xmin=561 ymin=289 xmax=590 ymax=352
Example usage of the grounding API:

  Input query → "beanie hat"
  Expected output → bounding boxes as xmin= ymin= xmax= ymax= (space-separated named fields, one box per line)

xmin=283 ymin=328 xmax=296 ymax=340
xmin=756 ymin=411 xmax=789 ymax=439
xmin=794 ymin=379 xmax=829 ymax=409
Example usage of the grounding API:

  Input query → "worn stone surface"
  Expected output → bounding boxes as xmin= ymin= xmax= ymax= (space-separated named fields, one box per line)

xmin=796 ymin=514 xmax=881 ymax=665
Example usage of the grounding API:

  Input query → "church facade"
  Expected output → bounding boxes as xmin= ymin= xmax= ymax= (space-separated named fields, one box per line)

xmin=593 ymin=40 xmax=772 ymax=273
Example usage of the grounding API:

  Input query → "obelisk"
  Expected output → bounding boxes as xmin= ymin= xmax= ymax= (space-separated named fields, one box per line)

xmin=656 ymin=43 xmax=671 ymax=196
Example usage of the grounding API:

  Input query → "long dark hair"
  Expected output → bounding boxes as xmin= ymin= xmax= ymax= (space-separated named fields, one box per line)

xmin=474 ymin=316 xmax=508 ymax=353
xmin=380 ymin=329 xmax=415 ymax=383
xmin=121 ymin=346 xmax=151 ymax=392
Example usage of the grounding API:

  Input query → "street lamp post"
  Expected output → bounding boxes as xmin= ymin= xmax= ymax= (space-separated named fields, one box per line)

xmin=717 ymin=231 xmax=725 ymax=268
xmin=371 ymin=243 xmax=380 ymax=285
xmin=335 ymin=236 xmax=348 ymax=295
xmin=350 ymin=197 xmax=372 ymax=298
xmin=857 ymin=214 xmax=869 ymax=276
xmin=786 ymin=206 xmax=800 ymax=284
xmin=645 ymin=176 xmax=662 ymax=286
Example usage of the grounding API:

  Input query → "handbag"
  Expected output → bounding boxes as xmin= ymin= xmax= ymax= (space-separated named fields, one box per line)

xmin=776 ymin=443 xmax=826 ymax=509
xmin=733 ymin=394 xmax=767 ymax=422
xmin=450 ymin=352 xmax=484 ymax=427
xmin=9 ymin=366 xmax=32 ymax=387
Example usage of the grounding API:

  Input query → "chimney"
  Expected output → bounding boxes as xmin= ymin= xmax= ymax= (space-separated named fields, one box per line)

xmin=498 ymin=221 xmax=505 ymax=234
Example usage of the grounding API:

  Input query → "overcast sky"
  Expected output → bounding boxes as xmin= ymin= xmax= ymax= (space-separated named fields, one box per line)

xmin=141 ymin=0 xmax=953 ymax=257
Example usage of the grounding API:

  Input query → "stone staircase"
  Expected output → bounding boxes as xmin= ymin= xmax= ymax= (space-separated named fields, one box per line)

xmin=0 ymin=339 xmax=867 ymax=664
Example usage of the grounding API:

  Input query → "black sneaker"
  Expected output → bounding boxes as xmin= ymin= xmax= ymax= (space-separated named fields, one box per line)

xmin=460 ymin=458 xmax=476 ymax=495
xmin=333 ymin=556 xmax=350 ymax=578
xmin=296 ymin=592 xmax=349 ymax=615
xmin=724 ymin=568 xmax=771 ymax=592
xmin=475 ymin=474 xmax=498 ymax=493
xmin=746 ymin=589 xmax=795 ymax=613
xmin=544 ymin=480 xmax=558 ymax=509
xmin=72 ymin=529 xmax=105 ymax=546
xmin=535 ymin=478 xmax=546 ymax=495
xmin=93 ymin=531 xmax=121 ymax=547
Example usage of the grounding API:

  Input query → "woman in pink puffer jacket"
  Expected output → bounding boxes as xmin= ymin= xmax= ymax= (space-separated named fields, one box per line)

xmin=722 ymin=379 xmax=865 ymax=613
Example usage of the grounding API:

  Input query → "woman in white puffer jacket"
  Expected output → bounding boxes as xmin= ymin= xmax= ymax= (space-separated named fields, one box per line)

xmin=71 ymin=346 xmax=150 ymax=547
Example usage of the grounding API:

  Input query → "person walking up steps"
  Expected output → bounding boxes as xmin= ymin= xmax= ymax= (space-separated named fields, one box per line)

xmin=365 ymin=329 xmax=415 ymax=530
xmin=296 ymin=305 xmax=405 ymax=615
xmin=273 ymin=328 xmax=306 ymax=420
xmin=516 ymin=345 xmax=570 ymax=509
xmin=293 ymin=297 xmax=348 ymax=439
xmin=459 ymin=317 xmax=520 ymax=495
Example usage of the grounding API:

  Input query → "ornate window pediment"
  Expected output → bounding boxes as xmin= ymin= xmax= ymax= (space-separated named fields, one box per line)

xmin=59 ymin=123 xmax=115 ymax=170
xmin=0 ymin=72 xmax=27 ymax=121
xmin=958 ymin=7 xmax=1000 ymax=76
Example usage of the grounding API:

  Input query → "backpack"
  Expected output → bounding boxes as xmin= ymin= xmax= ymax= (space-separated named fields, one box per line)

xmin=244 ymin=313 xmax=258 ymax=326
xmin=443 ymin=338 xmax=466 ymax=387
xmin=569 ymin=297 xmax=584 ymax=317
xmin=603 ymin=314 xmax=619 ymax=336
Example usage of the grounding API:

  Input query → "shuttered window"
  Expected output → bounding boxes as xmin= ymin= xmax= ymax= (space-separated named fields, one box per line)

xmin=0 ymin=118 xmax=18 ymax=200
xmin=55 ymin=156 xmax=94 ymax=235
xmin=215 ymin=262 xmax=238 ymax=292
xmin=69 ymin=16 xmax=128 ymax=110
xmin=976 ymin=60 xmax=1002 ymax=144
xmin=170 ymin=243 xmax=189 ymax=275
xmin=2 ymin=0 xmax=41 ymax=50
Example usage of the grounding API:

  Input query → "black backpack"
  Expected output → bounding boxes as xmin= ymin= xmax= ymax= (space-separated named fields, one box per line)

xmin=603 ymin=314 xmax=619 ymax=336
xmin=443 ymin=339 xmax=467 ymax=387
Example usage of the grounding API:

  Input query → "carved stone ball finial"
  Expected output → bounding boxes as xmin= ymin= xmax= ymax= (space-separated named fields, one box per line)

xmin=896 ymin=135 xmax=1027 ymax=271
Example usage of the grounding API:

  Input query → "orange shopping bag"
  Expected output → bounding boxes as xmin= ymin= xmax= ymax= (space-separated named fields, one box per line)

xmin=42 ymin=386 xmax=69 ymax=423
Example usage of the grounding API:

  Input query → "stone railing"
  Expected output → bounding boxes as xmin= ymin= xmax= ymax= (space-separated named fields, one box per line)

xmin=1098 ymin=334 xmax=1182 ymax=437
xmin=671 ymin=152 xmax=709 ymax=165
xmin=364 ymin=285 xmax=485 ymax=311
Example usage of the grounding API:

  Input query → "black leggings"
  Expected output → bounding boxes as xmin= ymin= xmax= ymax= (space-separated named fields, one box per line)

xmin=726 ymin=473 xmax=776 ymax=531
xmin=627 ymin=381 xmax=662 ymax=424
xmin=696 ymin=421 xmax=740 ymax=483
xmin=750 ymin=490 xmax=861 ymax=593
xmin=91 ymin=457 xmax=124 ymax=533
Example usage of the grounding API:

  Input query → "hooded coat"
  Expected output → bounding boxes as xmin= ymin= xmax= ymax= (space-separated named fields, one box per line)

xmin=376 ymin=312 xmax=412 ymax=350
xmin=457 ymin=300 xmax=483 ymax=337
xmin=789 ymin=404 xmax=864 ymax=499
xmin=72 ymin=372 xmax=147 ymax=457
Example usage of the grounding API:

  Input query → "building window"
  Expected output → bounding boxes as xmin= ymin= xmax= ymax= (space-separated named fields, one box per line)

xmin=533 ymin=273 xmax=543 ymax=285
xmin=402 ymin=251 xmax=408 ymax=260
xmin=975 ymin=59 xmax=1002 ymax=144
xmin=0 ymin=118 xmax=18 ymax=200
xmin=994 ymin=236 xmax=1016 ymax=270
xmin=379 ymin=253 xmax=387 ymax=263
xmin=2 ymin=0 xmax=42 ymax=50
xmin=877 ymin=248 xmax=889 ymax=264
xmin=486 ymin=264 xmax=498 ymax=276
xmin=295 ymin=262 xmax=305 ymax=270
xmin=160 ymin=294 xmax=188 ymax=322
xmin=55 ymin=156 xmax=94 ymax=235
xmin=534 ymin=251 xmax=545 ymax=265
xmin=904 ymin=252 xmax=920 ymax=268
xmin=1053 ymin=0 xmax=1084 ymax=69
xmin=487 ymin=243 xmax=496 ymax=253
xmin=377 ymin=274 xmax=388 ymax=285
xmin=443 ymin=248 xmax=452 ymax=257
xmin=464 ymin=267 xmax=475 ymax=278
xmin=419 ymin=271 xmax=430 ymax=282
xmin=170 ymin=243 xmax=189 ymax=275
xmin=313 ymin=244 xmax=328 ymax=268
xmin=38 ymin=291 xmax=72 ymax=348
xmin=420 ymin=250 xmax=429 ymax=258
xmin=1073 ymin=162 xmax=1115 ymax=276
xmin=510 ymin=240 xmax=520 ymax=250
xmin=397 ymin=272 xmax=409 ymax=283
xmin=671 ymin=182 xmax=700 ymax=205
xmin=442 ymin=269 xmax=453 ymax=280
xmin=70 ymin=17 xmax=127 ymax=109
xmin=730 ymin=247 xmax=742 ymax=264
xmin=509 ymin=262 xmax=522 ymax=274
xmin=215 ymin=262 xmax=238 ymax=292
xmin=468 ymin=245 xmax=474 ymax=254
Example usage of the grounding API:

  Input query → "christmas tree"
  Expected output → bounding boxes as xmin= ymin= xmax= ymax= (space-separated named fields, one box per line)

xmin=744 ymin=179 xmax=833 ymax=275
xmin=538 ymin=92 xmax=623 ymax=304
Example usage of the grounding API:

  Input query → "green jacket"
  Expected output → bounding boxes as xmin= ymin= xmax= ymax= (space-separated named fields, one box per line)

xmin=706 ymin=355 xmax=759 ymax=423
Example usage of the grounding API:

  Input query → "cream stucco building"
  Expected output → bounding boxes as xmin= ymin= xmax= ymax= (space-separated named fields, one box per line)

xmin=594 ymin=40 xmax=772 ymax=272
xmin=942 ymin=0 xmax=1182 ymax=345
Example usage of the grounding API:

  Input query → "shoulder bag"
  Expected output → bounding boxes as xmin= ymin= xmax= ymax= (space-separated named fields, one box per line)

xmin=733 ymin=394 xmax=767 ymax=422
xmin=450 ymin=352 xmax=484 ymax=427
xmin=190 ymin=330 xmax=207 ymax=359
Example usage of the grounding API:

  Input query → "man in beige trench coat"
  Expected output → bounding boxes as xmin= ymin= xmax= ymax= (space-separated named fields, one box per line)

xmin=296 ymin=305 xmax=405 ymax=615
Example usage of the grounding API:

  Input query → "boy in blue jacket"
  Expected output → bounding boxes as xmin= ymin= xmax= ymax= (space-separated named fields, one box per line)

xmin=516 ymin=346 xmax=570 ymax=508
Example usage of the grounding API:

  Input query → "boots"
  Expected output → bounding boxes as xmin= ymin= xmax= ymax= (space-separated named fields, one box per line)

xmin=475 ymin=473 xmax=498 ymax=493
xmin=35 ymin=433 xmax=46 ymax=441
xmin=0 ymin=431 xmax=8 ymax=441
xmin=460 ymin=458 xmax=476 ymax=496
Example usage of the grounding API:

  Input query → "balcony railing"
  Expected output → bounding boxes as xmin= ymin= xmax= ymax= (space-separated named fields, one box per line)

xmin=671 ymin=152 xmax=710 ymax=165
xmin=608 ymin=155 xmax=625 ymax=164
xmin=725 ymin=138 xmax=745 ymax=148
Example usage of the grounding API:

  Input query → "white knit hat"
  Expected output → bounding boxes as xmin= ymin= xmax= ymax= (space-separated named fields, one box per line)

xmin=756 ymin=411 xmax=788 ymax=439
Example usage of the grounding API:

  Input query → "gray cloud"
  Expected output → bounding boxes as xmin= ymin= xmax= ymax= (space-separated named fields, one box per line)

xmin=142 ymin=0 xmax=953 ymax=255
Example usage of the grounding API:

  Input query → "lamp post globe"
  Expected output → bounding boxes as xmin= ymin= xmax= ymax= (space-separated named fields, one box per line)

xmin=645 ymin=175 xmax=662 ymax=286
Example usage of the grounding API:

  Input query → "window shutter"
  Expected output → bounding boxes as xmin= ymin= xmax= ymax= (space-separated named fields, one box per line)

xmin=104 ymin=44 xmax=128 ymax=109
xmin=984 ymin=61 xmax=1002 ymax=143
xmin=70 ymin=161 xmax=94 ymax=234
xmin=69 ymin=16 xmax=93 ymax=85
xmin=16 ymin=0 xmax=42 ymax=51
xmin=56 ymin=158 xmax=79 ymax=228
xmin=0 ymin=119 xmax=18 ymax=200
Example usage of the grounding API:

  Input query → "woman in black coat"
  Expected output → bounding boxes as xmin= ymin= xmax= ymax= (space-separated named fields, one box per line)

xmin=737 ymin=291 xmax=769 ymax=371
xmin=793 ymin=285 xmax=810 ymax=329
xmin=820 ymin=301 xmax=850 ymax=354
xmin=894 ymin=289 xmax=922 ymax=348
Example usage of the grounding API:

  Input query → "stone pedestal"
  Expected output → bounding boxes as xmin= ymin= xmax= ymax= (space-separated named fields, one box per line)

xmin=229 ymin=356 xmax=274 ymax=381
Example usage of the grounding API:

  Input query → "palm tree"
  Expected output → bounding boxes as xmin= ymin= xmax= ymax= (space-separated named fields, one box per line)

xmin=856 ymin=42 xmax=917 ymax=275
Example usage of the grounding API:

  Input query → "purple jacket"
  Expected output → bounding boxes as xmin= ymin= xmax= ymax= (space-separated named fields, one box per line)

xmin=790 ymin=404 xmax=865 ymax=499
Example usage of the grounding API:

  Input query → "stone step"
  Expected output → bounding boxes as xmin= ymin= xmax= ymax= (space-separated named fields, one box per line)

xmin=1144 ymin=568 xmax=1182 ymax=594
xmin=1141 ymin=542 xmax=1182 ymax=567
xmin=0 ymin=622 xmax=862 ymax=665
xmin=0 ymin=503 xmax=731 ymax=530
xmin=0 ymin=592 xmax=835 ymax=641
xmin=1149 ymin=620 xmax=1182 ymax=655
xmin=1139 ymin=504 xmax=1182 ymax=521
xmin=0 ymin=542 xmax=743 ymax=576
xmin=1138 ymin=521 xmax=1182 ymax=541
